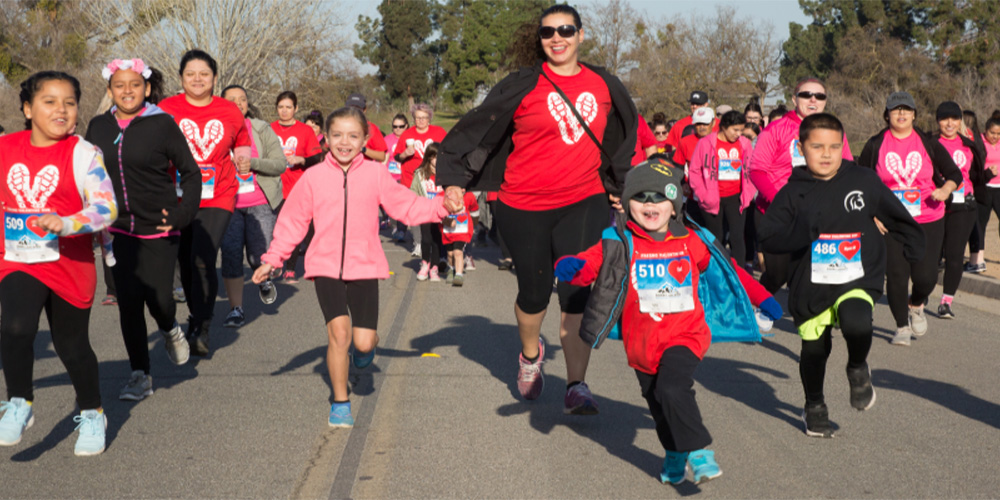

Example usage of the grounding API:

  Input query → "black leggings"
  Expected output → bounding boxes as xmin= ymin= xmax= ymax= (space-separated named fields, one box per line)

xmin=703 ymin=195 xmax=747 ymax=268
xmin=756 ymin=209 xmax=790 ymax=294
xmin=112 ymin=234 xmax=180 ymax=374
xmin=971 ymin=188 xmax=1000 ymax=253
xmin=942 ymin=208 xmax=977 ymax=296
xmin=496 ymin=194 xmax=608 ymax=314
xmin=487 ymin=200 xmax=511 ymax=260
xmin=799 ymin=298 xmax=873 ymax=406
xmin=0 ymin=272 xmax=101 ymax=409
xmin=178 ymin=207 xmax=232 ymax=325
xmin=284 ymin=223 xmax=314 ymax=275
xmin=885 ymin=218 xmax=945 ymax=327
xmin=419 ymin=223 xmax=446 ymax=267
xmin=635 ymin=346 xmax=712 ymax=452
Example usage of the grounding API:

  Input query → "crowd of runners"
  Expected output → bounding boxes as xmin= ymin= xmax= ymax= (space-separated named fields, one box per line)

xmin=0 ymin=2 xmax=997 ymax=489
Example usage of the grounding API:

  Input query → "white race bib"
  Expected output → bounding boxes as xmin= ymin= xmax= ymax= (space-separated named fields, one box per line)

xmin=893 ymin=188 xmax=921 ymax=217
xmin=4 ymin=208 xmax=59 ymax=263
xmin=443 ymin=214 xmax=469 ymax=234
xmin=811 ymin=233 xmax=863 ymax=284
xmin=635 ymin=256 xmax=695 ymax=314
xmin=951 ymin=182 xmax=966 ymax=203
xmin=237 ymin=172 xmax=256 ymax=194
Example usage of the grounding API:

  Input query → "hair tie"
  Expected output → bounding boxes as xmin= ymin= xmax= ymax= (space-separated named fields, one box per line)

xmin=102 ymin=58 xmax=152 ymax=81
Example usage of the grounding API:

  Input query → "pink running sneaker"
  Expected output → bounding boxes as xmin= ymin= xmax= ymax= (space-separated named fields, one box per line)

xmin=564 ymin=381 xmax=599 ymax=415
xmin=429 ymin=265 xmax=442 ymax=282
xmin=517 ymin=339 xmax=545 ymax=400
xmin=416 ymin=261 xmax=430 ymax=281
xmin=282 ymin=271 xmax=299 ymax=284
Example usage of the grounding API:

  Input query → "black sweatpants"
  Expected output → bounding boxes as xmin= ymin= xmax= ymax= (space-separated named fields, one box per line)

xmin=419 ymin=223 xmax=446 ymax=268
xmin=0 ymin=272 xmax=101 ymax=409
xmin=703 ymin=195 xmax=747 ymax=268
xmin=756 ymin=209 xmax=790 ymax=294
xmin=941 ymin=207 xmax=977 ymax=295
xmin=635 ymin=346 xmax=712 ymax=452
xmin=496 ymin=194 xmax=607 ymax=314
xmin=178 ymin=207 xmax=232 ymax=325
xmin=112 ymin=234 xmax=180 ymax=374
xmin=799 ymin=298 xmax=873 ymax=406
xmin=971 ymin=188 xmax=1000 ymax=253
xmin=885 ymin=218 xmax=945 ymax=327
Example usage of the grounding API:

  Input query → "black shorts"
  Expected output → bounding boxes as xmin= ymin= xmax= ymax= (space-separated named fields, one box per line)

xmin=314 ymin=277 xmax=379 ymax=329
xmin=445 ymin=241 xmax=467 ymax=252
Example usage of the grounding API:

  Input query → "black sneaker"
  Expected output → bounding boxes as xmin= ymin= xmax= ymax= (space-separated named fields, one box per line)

xmin=801 ymin=404 xmax=835 ymax=438
xmin=259 ymin=280 xmax=277 ymax=305
xmin=937 ymin=302 xmax=955 ymax=319
xmin=223 ymin=307 xmax=245 ymax=328
xmin=846 ymin=364 xmax=876 ymax=411
xmin=188 ymin=322 xmax=210 ymax=357
xmin=498 ymin=259 xmax=513 ymax=271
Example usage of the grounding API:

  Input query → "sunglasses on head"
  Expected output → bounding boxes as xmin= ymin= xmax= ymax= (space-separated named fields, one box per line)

xmin=632 ymin=191 xmax=669 ymax=204
xmin=538 ymin=24 xmax=578 ymax=39
xmin=796 ymin=91 xmax=828 ymax=101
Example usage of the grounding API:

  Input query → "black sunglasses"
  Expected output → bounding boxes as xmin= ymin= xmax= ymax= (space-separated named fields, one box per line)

xmin=796 ymin=91 xmax=828 ymax=101
xmin=392 ymin=124 xmax=407 ymax=129
xmin=538 ymin=24 xmax=578 ymax=39
xmin=632 ymin=191 xmax=669 ymax=204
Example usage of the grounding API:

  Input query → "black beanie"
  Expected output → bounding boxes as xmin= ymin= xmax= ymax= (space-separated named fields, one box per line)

xmin=936 ymin=101 xmax=962 ymax=121
xmin=622 ymin=157 xmax=688 ymax=236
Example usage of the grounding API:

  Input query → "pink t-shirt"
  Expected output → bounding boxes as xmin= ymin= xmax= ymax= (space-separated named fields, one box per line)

xmin=937 ymin=135 xmax=974 ymax=201
xmin=875 ymin=130 xmax=942 ymax=224
xmin=983 ymin=135 xmax=1000 ymax=187
xmin=236 ymin=118 xmax=269 ymax=209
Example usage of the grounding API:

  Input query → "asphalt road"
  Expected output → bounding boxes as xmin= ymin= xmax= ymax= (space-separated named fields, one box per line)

xmin=2 ymin=237 xmax=999 ymax=499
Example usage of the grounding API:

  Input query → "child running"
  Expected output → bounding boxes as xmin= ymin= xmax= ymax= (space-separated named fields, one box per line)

xmin=0 ymin=71 xmax=118 ymax=455
xmin=555 ymin=158 xmax=780 ymax=485
xmin=758 ymin=114 xmax=925 ymax=437
xmin=409 ymin=143 xmax=446 ymax=281
xmin=252 ymin=107 xmax=462 ymax=427
xmin=441 ymin=189 xmax=479 ymax=286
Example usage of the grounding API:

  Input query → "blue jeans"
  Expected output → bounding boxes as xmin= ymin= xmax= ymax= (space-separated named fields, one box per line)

xmin=220 ymin=203 xmax=276 ymax=279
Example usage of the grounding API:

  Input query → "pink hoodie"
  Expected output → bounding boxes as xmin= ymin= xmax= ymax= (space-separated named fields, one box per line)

xmin=262 ymin=153 xmax=449 ymax=280
xmin=748 ymin=111 xmax=853 ymax=213
xmin=688 ymin=134 xmax=757 ymax=215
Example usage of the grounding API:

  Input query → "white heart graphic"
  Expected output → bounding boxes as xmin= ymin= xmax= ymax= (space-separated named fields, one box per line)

xmin=547 ymin=92 xmax=598 ymax=145
xmin=414 ymin=139 xmax=433 ymax=159
xmin=952 ymin=150 xmax=967 ymax=171
xmin=179 ymin=118 xmax=224 ymax=162
xmin=718 ymin=148 xmax=738 ymax=160
xmin=280 ymin=136 xmax=298 ymax=157
xmin=885 ymin=151 xmax=922 ymax=187
xmin=6 ymin=163 xmax=60 ymax=209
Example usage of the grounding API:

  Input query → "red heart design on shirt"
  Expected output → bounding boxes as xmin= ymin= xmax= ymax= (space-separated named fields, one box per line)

xmin=903 ymin=191 xmax=920 ymax=203
xmin=668 ymin=258 xmax=690 ymax=284
xmin=26 ymin=216 xmax=48 ymax=238
xmin=200 ymin=167 xmax=215 ymax=183
xmin=839 ymin=241 xmax=860 ymax=260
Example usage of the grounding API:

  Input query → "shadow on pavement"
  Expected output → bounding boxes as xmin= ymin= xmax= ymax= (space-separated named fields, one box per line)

xmin=696 ymin=355 xmax=806 ymax=433
xmin=872 ymin=369 xmax=1000 ymax=430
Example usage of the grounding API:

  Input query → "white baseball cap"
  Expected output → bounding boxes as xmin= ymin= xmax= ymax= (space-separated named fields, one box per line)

xmin=692 ymin=107 xmax=716 ymax=125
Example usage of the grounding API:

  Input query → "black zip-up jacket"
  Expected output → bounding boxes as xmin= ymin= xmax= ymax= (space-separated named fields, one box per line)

xmin=86 ymin=104 xmax=201 ymax=236
xmin=758 ymin=162 xmax=925 ymax=324
xmin=856 ymin=127 xmax=964 ymax=201
xmin=436 ymin=63 xmax=638 ymax=195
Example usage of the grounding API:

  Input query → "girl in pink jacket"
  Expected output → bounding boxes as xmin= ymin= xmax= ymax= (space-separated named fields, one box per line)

xmin=688 ymin=110 xmax=757 ymax=269
xmin=253 ymin=107 xmax=461 ymax=428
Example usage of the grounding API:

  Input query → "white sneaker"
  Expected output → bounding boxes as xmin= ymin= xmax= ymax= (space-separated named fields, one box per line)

xmin=0 ymin=398 xmax=34 ymax=446
xmin=891 ymin=326 xmax=913 ymax=346
xmin=162 ymin=323 xmax=190 ymax=365
xmin=908 ymin=306 xmax=928 ymax=337
xmin=119 ymin=370 xmax=153 ymax=401
xmin=464 ymin=255 xmax=476 ymax=271
xmin=73 ymin=410 xmax=107 ymax=456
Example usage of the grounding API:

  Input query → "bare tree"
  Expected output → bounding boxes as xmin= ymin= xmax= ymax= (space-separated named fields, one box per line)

xmin=580 ymin=0 xmax=641 ymax=77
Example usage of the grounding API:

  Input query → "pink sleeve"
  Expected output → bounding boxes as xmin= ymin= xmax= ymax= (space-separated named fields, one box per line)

xmin=262 ymin=177 xmax=314 ymax=269
xmin=379 ymin=165 xmax=449 ymax=224
xmin=748 ymin=127 xmax=782 ymax=203
xmin=842 ymin=133 xmax=854 ymax=161
xmin=688 ymin=137 xmax=712 ymax=202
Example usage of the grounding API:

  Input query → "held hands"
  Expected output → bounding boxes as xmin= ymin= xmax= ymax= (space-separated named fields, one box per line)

xmin=554 ymin=256 xmax=586 ymax=282
xmin=36 ymin=213 xmax=63 ymax=235
xmin=235 ymin=155 xmax=251 ymax=175
xmin=443 ymin=186 xmax=465 ymax=214
xmin=156 ymin=208 xmax=173 ymax=232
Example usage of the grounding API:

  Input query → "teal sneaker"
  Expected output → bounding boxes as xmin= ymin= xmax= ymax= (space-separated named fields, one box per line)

xmin=687 ymin=449 xmax=722 ymax=484
xmin=0 ymin=398 xmax=34 ymax=446
xmin=329 ymin=402 xmax=354 ymax=428
xmin=660 ymin=450 xmax=689 ymax=485
xmin=353 ymin=347 xmax=376 ymax=369
xmin=73 ymin=409 xmax=107 ymax=456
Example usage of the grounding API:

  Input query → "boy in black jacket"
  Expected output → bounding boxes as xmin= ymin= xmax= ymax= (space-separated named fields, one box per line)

xmin=758 ymin=114 xmax=925 ymax=438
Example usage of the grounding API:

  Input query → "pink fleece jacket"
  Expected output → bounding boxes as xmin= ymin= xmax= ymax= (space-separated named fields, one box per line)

xmin=262 ymin=153 xmax=450 ymax=280
xmin=688 ymin=134 xmax=757 ymax=215
xmin=748 ymin=111 xmax=853 ymax=213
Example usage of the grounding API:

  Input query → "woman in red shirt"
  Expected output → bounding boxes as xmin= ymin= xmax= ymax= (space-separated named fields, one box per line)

xmin=159 ymin=50 xmax=251 ymax=356
xmin=438 ymin=5 xmax=638 ymax=415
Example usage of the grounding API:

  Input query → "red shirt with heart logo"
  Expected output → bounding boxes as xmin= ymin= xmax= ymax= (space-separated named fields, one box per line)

xmin=874 ymin=130 xmax=940 ymax=223
xmin=160 ymin=95 xmax=250 ymax=211
xmin=271 ymin=121 xmax=323 ymax=199
xmin=0 ymin=132 xmax=94 ymax=307
xmin=716 ymin=138 xmax=743 ymax=197
xmin=393 ymin=125 xmax=447 ymax=192
xmin=500 ymin=63 xmax=611 ymax=211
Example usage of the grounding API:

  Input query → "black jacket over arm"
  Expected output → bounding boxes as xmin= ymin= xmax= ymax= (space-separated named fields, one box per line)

xmin=856 ymin=127 xmax=965 ymax=192
xmin=436 ymin=63 xmax=638 ymax=196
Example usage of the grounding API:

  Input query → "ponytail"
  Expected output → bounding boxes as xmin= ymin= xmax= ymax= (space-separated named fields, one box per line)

xmin=986 ymin=110 xmax=1000 ymax=131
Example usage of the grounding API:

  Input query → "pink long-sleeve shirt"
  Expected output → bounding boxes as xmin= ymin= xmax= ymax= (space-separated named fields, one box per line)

xmin=262 ymin=153 xmax=449 ymax=280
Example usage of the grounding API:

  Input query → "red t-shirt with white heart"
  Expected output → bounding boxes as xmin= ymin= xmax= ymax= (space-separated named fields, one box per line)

xmin=716 ymin=138 xmax=743 ymax=197
xmin=501 ymin=63 xmax=611 ymax=211
xmin=393 ymin=125 xmax=447 ymax=191
xmin=270 ymin=121 xmax=323 ymax=199
xmin=160 ymin=95 xmax=250 ymax=211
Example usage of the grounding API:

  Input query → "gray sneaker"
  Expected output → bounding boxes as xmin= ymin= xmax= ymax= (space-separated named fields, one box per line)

xmin=891 ymin=326 xmax=912 ymax=346
xmin=119 ymin=370 xmax=153 ymax=401
xmin=223 ymin=307 xmax=245 ymax=328
xmin=908 ymin=306 xmax=928 ymax=337
xmin=162 ymin=323 xmax=190 ymax=365
xmin=259 ymin=280 xmax=277 ymax=305
xmin=452 ymin=273 xmax=464 ymax=287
